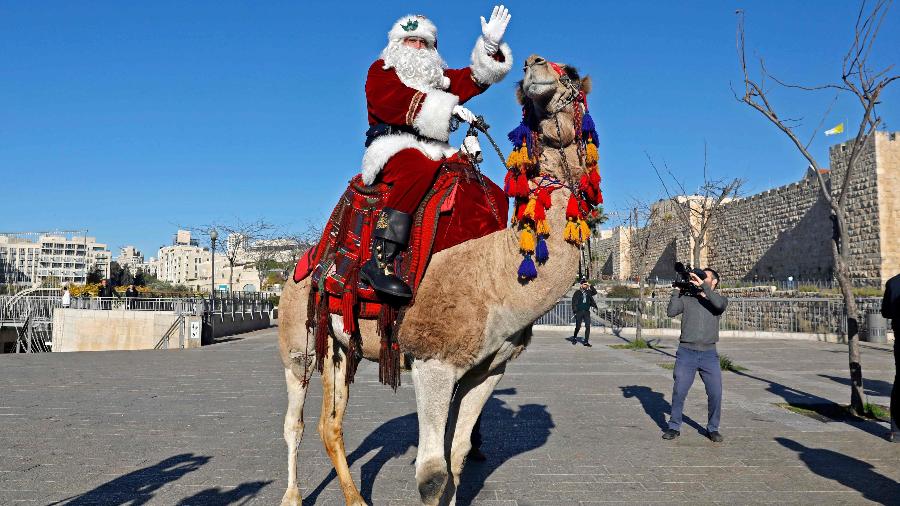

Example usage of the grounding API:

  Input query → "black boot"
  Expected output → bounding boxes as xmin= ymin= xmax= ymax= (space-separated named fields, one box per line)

xmin=361 ymin=208 xmax=413 ymax=299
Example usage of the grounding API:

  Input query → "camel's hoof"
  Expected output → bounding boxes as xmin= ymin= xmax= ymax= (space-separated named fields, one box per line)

xmin=417 ymin=458 xmax=448 ymax=505
xmin=280 ymin=487 xmax=302 ymax=506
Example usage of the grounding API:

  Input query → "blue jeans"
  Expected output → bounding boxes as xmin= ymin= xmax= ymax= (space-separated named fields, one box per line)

xmin=668 ymin=346 xmax=722 ymax=433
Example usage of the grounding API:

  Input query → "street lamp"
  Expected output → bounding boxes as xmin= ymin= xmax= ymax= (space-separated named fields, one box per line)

xmin=210 ymin=229 xmax=218 ymax=342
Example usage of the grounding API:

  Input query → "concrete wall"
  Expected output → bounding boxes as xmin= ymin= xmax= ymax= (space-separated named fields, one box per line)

xmin=208 ymin=313 xmax=271 ymax=339
xmin=52 ymin=309 xmax=204 ymax=352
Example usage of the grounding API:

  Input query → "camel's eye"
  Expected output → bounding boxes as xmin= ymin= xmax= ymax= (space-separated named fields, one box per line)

xmin=534 ymin=57 xmax=545 ymax=65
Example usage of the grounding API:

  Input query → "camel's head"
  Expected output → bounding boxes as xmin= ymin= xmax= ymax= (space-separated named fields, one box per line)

xmin=517 ymin=54 xmax=592 ymax=113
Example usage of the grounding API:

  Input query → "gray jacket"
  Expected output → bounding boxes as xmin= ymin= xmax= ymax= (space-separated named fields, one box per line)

xmin=667 ymin=285 xmax=728 ymax=351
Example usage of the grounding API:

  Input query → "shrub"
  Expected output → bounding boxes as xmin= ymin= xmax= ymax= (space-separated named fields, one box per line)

xmin=719 ymin=354 xmax=747 ymax=372
xmin=608 ymin=285 xmax=639 ymax=298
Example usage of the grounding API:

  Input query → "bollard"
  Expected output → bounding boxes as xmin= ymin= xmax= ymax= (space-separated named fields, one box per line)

xmin=865 ymin=313 xmax=887 ymax=344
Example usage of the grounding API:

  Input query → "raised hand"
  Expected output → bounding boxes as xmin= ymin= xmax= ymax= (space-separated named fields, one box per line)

xmin=480 ymin=5 xmax=511 ymax=54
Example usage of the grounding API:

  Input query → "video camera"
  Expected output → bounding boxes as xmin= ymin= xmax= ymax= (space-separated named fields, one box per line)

xmin=672 ymin=262 xmax=707 ymax=296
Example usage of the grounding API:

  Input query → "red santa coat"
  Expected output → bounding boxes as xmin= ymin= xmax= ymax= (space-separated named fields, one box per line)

xmin=361 ymin=38 xmax=513 ymax=213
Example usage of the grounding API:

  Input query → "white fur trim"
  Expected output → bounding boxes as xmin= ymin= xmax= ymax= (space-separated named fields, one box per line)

xmin=388 ymin=15 xmax=437 ymax=46
xmin=361 ymin=133 xmax=457 ymax=185
xmin=412 ymin=89 xmax=458 ymax=142
xmin=470 ymin=37 xmax=513 ymax=86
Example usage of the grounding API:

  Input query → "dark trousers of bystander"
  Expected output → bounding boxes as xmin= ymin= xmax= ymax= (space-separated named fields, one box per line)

xmin=574 ymin=310 xmax=591 ymax=342
xmin=669 ymin=346 xmax=722 ymax=434
xmin=892 ymin=339 xmax=899 ymax=434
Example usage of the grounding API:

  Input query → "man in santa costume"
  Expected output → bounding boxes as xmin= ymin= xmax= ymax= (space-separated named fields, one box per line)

xmin=360 ymin=6 xmax=514 ymax=299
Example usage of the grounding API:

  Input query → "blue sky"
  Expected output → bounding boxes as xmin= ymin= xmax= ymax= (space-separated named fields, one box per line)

xmin=2 ymin=1 xmax=898 ymax=259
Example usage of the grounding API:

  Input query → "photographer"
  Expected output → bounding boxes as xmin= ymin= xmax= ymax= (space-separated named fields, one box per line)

xmin=571 ymin=278 xmax=598 ymax=347
xmin=662 ymin=267 xmax=728 ymax=442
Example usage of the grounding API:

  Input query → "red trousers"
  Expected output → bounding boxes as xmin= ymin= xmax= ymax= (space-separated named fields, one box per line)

xmin=378 ymin=148 xmax=446 ymax=214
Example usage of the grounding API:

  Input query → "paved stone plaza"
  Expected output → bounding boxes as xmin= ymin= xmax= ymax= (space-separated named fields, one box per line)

xmin=1 ymin=325 xmax=898 ymax=505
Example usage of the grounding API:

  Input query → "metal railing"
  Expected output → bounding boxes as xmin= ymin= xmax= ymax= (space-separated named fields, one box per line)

xmin=535 ymin=296 xmax=890 ymax=337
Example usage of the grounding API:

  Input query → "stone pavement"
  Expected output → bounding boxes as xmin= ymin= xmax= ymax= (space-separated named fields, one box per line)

xmin=0 ymin=326 xmax=898 ymax=505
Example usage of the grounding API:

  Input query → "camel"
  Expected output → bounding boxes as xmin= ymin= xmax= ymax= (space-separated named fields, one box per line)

xmin=277 ymin=54 xmax=595 ymax=506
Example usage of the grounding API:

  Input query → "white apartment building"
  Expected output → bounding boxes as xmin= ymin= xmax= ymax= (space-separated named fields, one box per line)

xmin=0 ymin=232 xmax=111 ymax=286
xmin=116 ymin=246 xmax=144 ymax=272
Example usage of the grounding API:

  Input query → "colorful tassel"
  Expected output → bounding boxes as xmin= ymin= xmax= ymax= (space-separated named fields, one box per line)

xmin=582 ymin=112 xmax=596 ymax=134
xmin=523 ymin=198 xmax=536 ymax=220
xmin=535 ymin=236 xmax=549 ymax=264
xmin=503 ymin=170 xmax=514 ymax=196
xmin=507 ymin=123 xmax=532 ymax=148
xmin=563 ymin=219 xmax=578 ymax=242
xmin=585 ymin=141 xmax=599 ymax=165
xmin=517 ymin=254 xmax=538 ymax=281
xmin=536 ymin=219 xmax=550 ymax=236
xmin=579 ymin=220 xmax=591 ymax=241
xmin=533 ymin=199 xmax=546 ymax=222
xmin=516 ymin=171 xmax=530 ymax=197
xmin=537 ymin=188 xmax=552 ymax=209
xmin=565 ymin=195 xmax=580 ymax=219
xmin=519 ymin=225 xmax=536 ymax=253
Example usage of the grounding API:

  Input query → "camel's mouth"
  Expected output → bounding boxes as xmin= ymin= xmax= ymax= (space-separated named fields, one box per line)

xmin=526 ymin=81 xmax=556 ymax=97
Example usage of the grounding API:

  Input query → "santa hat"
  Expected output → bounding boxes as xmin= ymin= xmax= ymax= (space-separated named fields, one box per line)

xmin=388 ymin=14 xmax=438 ymax=47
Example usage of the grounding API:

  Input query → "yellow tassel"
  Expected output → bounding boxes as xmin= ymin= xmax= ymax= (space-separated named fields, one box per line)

xmin=505 ymin=145 xmax=532 ymax=170
xmin=524 ymin=198 xmax=536 ymax=219
xmin=563 ymin=219 xmax=578 ymax=243
xmin=536 ymin=219 xmax=550 ymax=236
xmin=519 ymin=225 xmax=536 ymax=253
xmin=586 ymin=141 xmax=598 ymax=165
xmin=579 ymin=220 xmax=591 ymax=241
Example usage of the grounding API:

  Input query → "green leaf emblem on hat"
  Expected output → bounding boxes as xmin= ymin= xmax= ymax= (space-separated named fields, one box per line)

xmin=401 ymin=19 xmax=419 ymax=32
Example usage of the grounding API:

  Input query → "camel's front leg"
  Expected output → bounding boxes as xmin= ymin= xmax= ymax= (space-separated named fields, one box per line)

xmin=319 ymin=336 xmax=366 ymax=505
xmin=281 ymin=365 xmax=312 ymax=506
xmin=411 ymin=358 xmax=457 ymax=505
xmin=442 ymin=362 xmax=506 ymax=505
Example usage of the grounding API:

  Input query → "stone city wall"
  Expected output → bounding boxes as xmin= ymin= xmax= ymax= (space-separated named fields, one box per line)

xmin=593 ymin=132 xmax=898 ymax=285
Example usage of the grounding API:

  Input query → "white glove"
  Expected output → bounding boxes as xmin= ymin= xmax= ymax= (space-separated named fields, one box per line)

xmin=480 ymin=5 xmax=511 ymax=54
xmin=452 ymin=105 xmax=476 ymax=124
xmin=461 ymin=135 xmax=483 ymax=163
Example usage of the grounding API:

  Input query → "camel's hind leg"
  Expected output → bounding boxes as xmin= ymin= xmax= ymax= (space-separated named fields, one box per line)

xmin=442 ymin=362 xmax=507 ymax=505
xmin=281 ymin=366 xmax=312 ymax=506
xmin=411 ymin=359 xmax=457 ymax=505
xmin=319 ymin=335 xmax=366 ymax=506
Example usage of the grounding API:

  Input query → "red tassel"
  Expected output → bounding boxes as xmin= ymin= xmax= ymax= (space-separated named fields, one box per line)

xmin=590 ymin=168 xmax=601 ymax=189
xmin=516 ymin=202 xmax=527 ymax=221
xmin=537 ymin=188 xmax=552 ymax=209
xmin=598 ymin=190 xmax=604 ymax=204
xmin=566 ymin=194 xmax=580 ymax=219
xmin=341 ymin=291 xmax=356 ymax=334
xmin=534 ymin=200 xmax=546 ymax=221
xmin=504 ymin=170 xmax=514 ymax=196
xmin=516 ymin=172 xmax=530 ymax=197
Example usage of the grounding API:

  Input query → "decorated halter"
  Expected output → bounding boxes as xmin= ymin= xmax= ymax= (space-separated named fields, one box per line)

xmin=503 ymin=63 xmax=603 ymax=282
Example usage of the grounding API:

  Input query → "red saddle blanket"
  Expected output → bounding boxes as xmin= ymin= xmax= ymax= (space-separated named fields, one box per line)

xmin=292 ymin=158 xmax=507 ymax=387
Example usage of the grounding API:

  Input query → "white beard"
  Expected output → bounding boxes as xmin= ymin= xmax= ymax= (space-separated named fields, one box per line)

xmin=381 ymin=40 xmax=448 ymax=92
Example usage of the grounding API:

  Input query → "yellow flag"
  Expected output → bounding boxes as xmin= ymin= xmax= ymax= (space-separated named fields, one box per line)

xmin=825 ymin=123 xmax=844 ymax=136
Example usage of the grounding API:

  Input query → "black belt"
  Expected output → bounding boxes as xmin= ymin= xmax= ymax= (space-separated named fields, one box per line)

xmin=365 ymin=123 xmax=432 ymax=147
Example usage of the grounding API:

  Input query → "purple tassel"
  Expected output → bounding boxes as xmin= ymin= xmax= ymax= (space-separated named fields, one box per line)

xmin=582 ymin=112 xmax=595 ymax=134
xmin=507 ymin=122 xmax=532 ymax=149
xmin=517 ymin=254 xmax=538 ymax=281
xmin=535 ymin=236 xmax=549 ymax=264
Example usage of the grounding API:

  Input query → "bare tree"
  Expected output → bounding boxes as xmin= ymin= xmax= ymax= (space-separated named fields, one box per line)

xmin=190 ymin=219 xmax=275 ymax=293
xmin=735 ymin=1 xmax=898 ymax=415
xmin=647 ymin=145 xmax=744 ymax=267
xmin=626 ymin=201 xmax=666 ymax=344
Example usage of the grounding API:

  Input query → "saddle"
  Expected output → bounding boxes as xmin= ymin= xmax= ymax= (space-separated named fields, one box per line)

xmin=293 ymin=159 xmax=508 ymax=388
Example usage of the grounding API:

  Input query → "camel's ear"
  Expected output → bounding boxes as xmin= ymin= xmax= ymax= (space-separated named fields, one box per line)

xmin=563 ymin=65 xmax=580 ymax=82
xmin=581 ymin=76 xmax=592 ymax=95
xmin=515 ymin=81 xmax=526 ymax=105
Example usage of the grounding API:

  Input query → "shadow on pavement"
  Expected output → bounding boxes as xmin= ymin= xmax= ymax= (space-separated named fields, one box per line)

xmin=305 ymin=388 xmax=554 ymax=506
xmin=776 ymin=437 xmax=900 ymax=504
xmin=175 ymin=480 xmax=273 ymax=505
xmin=620 ymin=385 xmax=705 ymax=433
xmin=733 ymin=370 xmax=887 ymax=438
xmin=819 ymin=373 xmax=894 ymax=397
xmin=54 ymin=453 xmax=210 ymax=505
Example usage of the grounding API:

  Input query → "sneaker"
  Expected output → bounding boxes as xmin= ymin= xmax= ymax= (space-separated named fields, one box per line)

xmin=583 ymin=341 xmax=592 ymax=347
xmin=468 ymin=448 xmax=487 ymax=462
xmin=707 ymin=431 xmax=724 ymax=443
xmin=661 ymin=429 xmax=680 ymax=440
